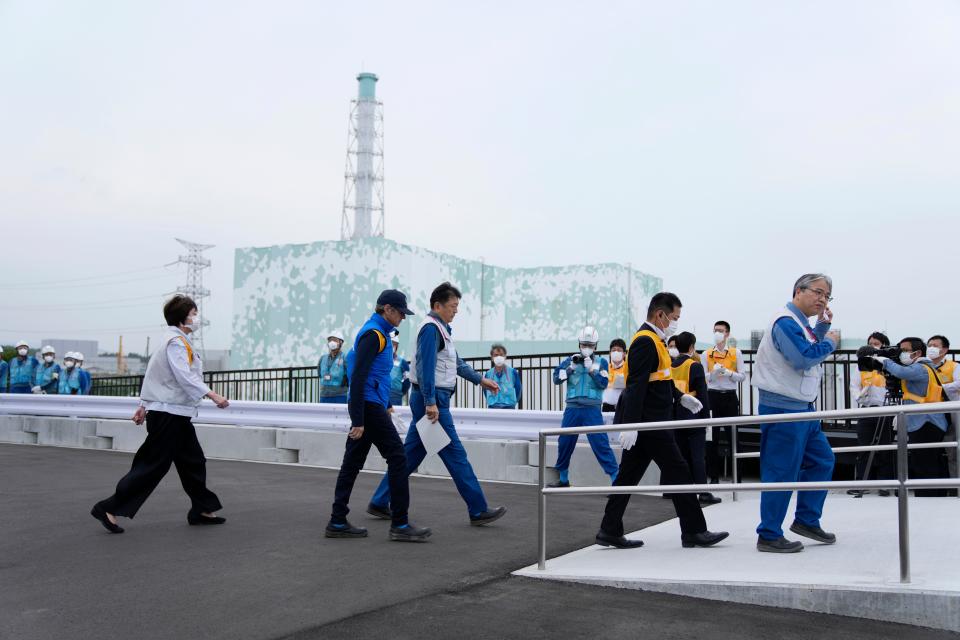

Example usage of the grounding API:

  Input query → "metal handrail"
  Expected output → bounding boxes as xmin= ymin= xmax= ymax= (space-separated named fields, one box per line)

xmin=536 ymin=401 xmax=960 ymax=584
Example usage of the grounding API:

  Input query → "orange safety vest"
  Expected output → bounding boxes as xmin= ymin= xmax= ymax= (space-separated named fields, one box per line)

xmin=902 ymin=364 xmax=944 ymax=404
xmin=704 ymin=346 xmax=738 ymax=373
xmin=860 ymin=370 xmax=886 ymax=389
xmin=175 ymin=336 xmax=194 ymax=365
xmin=671 ymin=357 xmax=697 ymax=394
xmin=935 ymin=360 xmax=957 ymax=385
xmin=625 ymin=329 xmax=672 ymax=383
xmin=607 ymin=361 xmax=627 ymax=388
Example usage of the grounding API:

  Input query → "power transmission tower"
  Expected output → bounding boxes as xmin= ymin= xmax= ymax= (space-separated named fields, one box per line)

xmin=167 ymin=238 xmax=214 ymax=355
xmin=341 ymin=72 xmax=385 ymax=240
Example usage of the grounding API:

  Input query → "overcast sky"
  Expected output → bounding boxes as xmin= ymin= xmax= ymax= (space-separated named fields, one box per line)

xmin=2 ymin=0 xmax=958 ymax=356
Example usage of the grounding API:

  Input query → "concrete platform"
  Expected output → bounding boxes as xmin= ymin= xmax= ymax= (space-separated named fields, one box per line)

xmin=515 ymin=491 xmax=960 ymax=632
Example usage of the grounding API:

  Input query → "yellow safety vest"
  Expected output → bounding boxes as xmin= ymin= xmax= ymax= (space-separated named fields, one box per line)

xmin=176 ymin=336 xmax=194 ymax=365
xmin=671 ymin=357 xmax=697 ymax=394
xmin=625 ymin=329 xmax=672 ymax=383
xmin=608 ymin=361 xmax=626 ymax=388
xmin=704 ymin=346 xmax=738 ymax=373
xmin=936 ymin=360 xmax=957 ymax=385
xmin=860 ymin=370 xmax=886 ymax=389
xmin=901 ymin=364 xmax=944 ymax=404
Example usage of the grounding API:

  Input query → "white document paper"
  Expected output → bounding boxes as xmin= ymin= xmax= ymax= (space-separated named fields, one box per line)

xmin=390 ymin=412 xmax=408 ymax=435
xmin=415 ymin=415 xmax=451 ymax=457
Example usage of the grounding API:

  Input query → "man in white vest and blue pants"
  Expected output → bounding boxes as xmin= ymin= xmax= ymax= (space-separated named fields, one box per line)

xmin=752 ymin=273 xmax=841 ymax=553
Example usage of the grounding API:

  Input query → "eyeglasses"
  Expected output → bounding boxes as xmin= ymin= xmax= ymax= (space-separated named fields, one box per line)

xmin=804 ymin=287 xmax=834 ymax=302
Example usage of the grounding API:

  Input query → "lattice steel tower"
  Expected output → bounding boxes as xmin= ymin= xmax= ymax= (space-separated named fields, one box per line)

xmin=341 ymin=72 xmax=385 ymax=240
xmin=170 ymin=238 xmax=213 ymax=353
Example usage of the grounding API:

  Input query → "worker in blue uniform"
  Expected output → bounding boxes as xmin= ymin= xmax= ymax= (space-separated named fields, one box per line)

xmin=58 ymin=354 xmax=83 ymax=395
xmin=484 ymin=343 xmax=522 ymax=409
xmin=0 ymin=352 xmax=9 ymax=392
xmin=327 ymin=289 xmax=431 ymax=542
xmin=549 ymin=326 xmax=619 ymax=487
xmin=75 ymin=353 xmax=92 ymax=394
xmin=388 ymin=332 xmax=411 ymax=406
xmin=33 ymin=345 xmax=62 ymax=394
xmin=368 ymin=282 xmax=507 ymax=527
xmin=318 ymin=331 xmax=349 ymax=404
xmin=8 ymin=340 xmax=39 ymax=394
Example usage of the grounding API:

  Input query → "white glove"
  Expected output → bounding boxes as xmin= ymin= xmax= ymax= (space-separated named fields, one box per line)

xmin=619 ymin=431 xmax=638 ymax=450
xmin=713 ymin=364 xmax=729 ymax=377
xmin=583 ymin=356 xmax=593 ymax=370
xmin=872 ymin=356 xmax=890 ymax=365
xmin=558 ymin=369 xmax=568 ymax=381
xmin=52 ymin=372 xmax=59 ymax=379
xmin=680 ymin=394 xmax=703 ymax=413
xmin=31 ymin=386 xmax=41 ymax=394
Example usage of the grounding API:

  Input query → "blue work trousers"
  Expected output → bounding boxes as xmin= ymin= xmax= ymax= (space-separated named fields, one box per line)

xmin=371 ymin=387 xmax=488 ymax=517
xmin=756 ymin=404 xmax=835 ymax=540
xmin=555 ymin=405 xmax=619 ymax=477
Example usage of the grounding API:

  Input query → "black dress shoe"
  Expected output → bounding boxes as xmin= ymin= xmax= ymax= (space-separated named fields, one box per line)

xmin=789 ymin=521 xmax=836 ymax=544
xmin=681 ymin=530 xmax=729 ymax=548
xmin=470 ymin=506 xmax=507 ymax=526
xmin=389 ymin=522 xmax=431 ymax=542
xmin=366 ymin=503 xmax=391 ymax=520
xmin=188 ymin=512 xmax=226 ymax=525
xmin=90 ymin=503 xmax=124 ymax=534
xmin=698 ymin=493 xmax=722 ymax=505
xmin=325 ymin=521 xmax=368 ymax=538
xmin=546 ymin=480 xmax=570 ymax=488
xmin=595 ymin=530 xmax=644 ymax=549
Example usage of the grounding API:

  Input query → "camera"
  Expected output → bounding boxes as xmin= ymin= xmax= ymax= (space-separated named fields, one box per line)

xmin=571 ymin=354 xmax=585 ymax=365
xmin=856 ymin=345 xmax=903 ymax=399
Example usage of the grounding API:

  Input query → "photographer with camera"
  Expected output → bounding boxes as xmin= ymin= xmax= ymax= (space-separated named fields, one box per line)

xmin=847 ymin=332 xmax=894 ymax=496
xmin=872 ymin=337 xmax=950 ymax=497
xmin=927 ymin=335 xmax=959 ymax=481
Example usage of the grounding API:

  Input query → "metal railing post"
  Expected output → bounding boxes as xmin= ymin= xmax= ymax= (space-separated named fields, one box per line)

xmin=538 ymin=432 xmax=547 ymax=570
xmin=731 ymin=423 xmax=739 ymax=502
xmin=896 ymin=411 xmax=910 ymax=584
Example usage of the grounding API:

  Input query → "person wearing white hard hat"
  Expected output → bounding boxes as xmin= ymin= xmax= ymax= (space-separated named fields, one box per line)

xmin=59 ymin=353 xmax=83 ymax=395
xmin=549 ymin=325 xmax=619 ymax=488
xmin=8 ymin=340 xmax=39 ymax=394
xmin=388 ymin=331 xmax=411 ymax=406
xmin=32 ymin=345 xmax=61 ymax=394
xmin=483 ymin=344 xmax=522 ymax=409
xmin=318 ymin=330 xmax=349 ymax=404
xmin=74 ymin=352 xmax=92 ymax=394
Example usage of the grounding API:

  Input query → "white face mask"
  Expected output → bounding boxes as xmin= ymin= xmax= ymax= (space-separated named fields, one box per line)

xmin=610 ymin=350 xmax=624 ymax=364
xmin=714 ymin=331 xmax=726 ymax=346
xmin=328 ymin=340 xmax=340 ymax=351
xmin=492 ymin=355 xmax=506 ymax=367
xmin=668 ymin=347 xmax=680 ymax=358
xmin=580 ymin=347 xmax=595 ymax=357
xmin=663 ymin=318 xmax=678 ymax=339
xmin=44 ymin=355 xmax=54 ymax=363
xmin=899 ymin=351 xmax=915 ymax=366
xmin=927 ymin=346 xmax=942 ymax=360
xmin=17 ymin=348 xmax=28 ymax=356
xmin=65 ymin=361 xmax=75 ymax=369
xmin=186 ymin=314 xmax=201 ymax=328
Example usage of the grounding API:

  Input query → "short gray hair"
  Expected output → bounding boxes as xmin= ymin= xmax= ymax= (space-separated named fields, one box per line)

xmin=490 ymin=343 xmax=507 ymax=356
xmin=793 ymin=273 xmax=832 ymax=297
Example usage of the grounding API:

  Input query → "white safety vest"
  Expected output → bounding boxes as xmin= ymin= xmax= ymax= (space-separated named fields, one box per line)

xmin=751 ymin=307 xmax=824 ymax=403
xmin=140 ymin=328 xmax=207 ymax=415
xmin=408 ymin=316 xmax=458 ymax=390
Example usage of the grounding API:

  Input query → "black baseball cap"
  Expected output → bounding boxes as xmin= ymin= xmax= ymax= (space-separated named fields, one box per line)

xmin=377 ymin=289 xmax=415 ymax=316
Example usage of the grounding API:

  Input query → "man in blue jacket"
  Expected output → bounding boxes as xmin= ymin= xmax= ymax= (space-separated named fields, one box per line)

xmin=368 ymin=282 xmax=507 ymax=527
xmin=752 ymin=273 xmax=840 ymax=553
xmin=484 ymin=343 xmax=522 ymax=409
xmin=326 ymin=290 xmax=431 ymax=542
xmin=8 ymin=340 xmax=39 ymax=394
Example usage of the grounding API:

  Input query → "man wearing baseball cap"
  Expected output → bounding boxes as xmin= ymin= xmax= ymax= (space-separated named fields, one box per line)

xmin=327 ymin=289 xmax=432 ymax=542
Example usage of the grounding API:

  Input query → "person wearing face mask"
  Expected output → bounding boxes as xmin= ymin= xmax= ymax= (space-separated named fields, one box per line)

xmin=602 ymin=338 xmax=628 ymax=412
xmin=927 ymin=335 xmax=959 ymax=485
xmin=58 ymin=354 xmax=83 ymax=395
xmin=752 ymin=273 xmax=840 ymax=553
xmin=847 ymin=332 xmax=894 ymax=496
xmin=91 ymin=295 xmax=231 ymax=534
xmin=701 ymin=321 xmax=746 ymax=484
xmin=388 ymin=332 xmax=411 ymax=407
xmin=318 ymin=331 xmax=349 ymax=404
xmin=367 ymin=282 xmax=506 ymax=528
xmin=597 ymin=292 xmax=729 ymax=550
xmin=32 ymin=346 xmax=61 ymax=394
xmin=8 ymin=340 xmax=39 ymax=394
xmin=549 ymin=326 xmax=619 ymax=488
xmin=484 ymin=343 xmax=522 ymax=409
xmin=670 ymin=332 xmax=720 ymax=505
xmin=873 ymin=338 xmax=950 ymax=497
xmin=75 ymin=352 xmax=91 ymax=395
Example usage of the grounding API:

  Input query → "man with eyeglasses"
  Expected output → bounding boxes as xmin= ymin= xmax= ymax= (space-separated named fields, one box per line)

xmin=751 ymin=273 xmax=840 ymax=553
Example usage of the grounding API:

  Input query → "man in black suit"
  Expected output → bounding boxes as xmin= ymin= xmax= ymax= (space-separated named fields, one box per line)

xmin=596 ymin=292 xmax=729 ymax=549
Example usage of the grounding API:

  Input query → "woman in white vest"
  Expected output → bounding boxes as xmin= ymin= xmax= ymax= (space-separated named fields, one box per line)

xmin=91 ymin=295 xmax=230 ymax=534
xmin=751 ymin=274 xmax=840 ymax=553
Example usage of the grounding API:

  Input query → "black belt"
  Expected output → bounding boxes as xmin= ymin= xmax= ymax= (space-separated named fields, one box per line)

xmin=709 ymin=389 xmax=738 ymax=394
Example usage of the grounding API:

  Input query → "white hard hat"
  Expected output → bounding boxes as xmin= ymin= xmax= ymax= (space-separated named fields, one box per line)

xmin=75 ymin=352 xmax=85 ymax=361
xmin=41 ymin=345 xmax=55 ymax=355
xmin=65 ymin=352 xmax=77 ymax=360
xmin=578 ymin=326 xmax=599 ymax=344
xmin=15 ymin=339 xmax=28 ymax=349
xmin=327 ymin=330 xmax=345 ymax=342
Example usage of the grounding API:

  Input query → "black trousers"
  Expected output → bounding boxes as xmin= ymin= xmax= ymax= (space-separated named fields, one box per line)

xmin=601 ymin=429 xmax=707 ymax=537
xmin=706 ymin=390 xmax=739 ymax=481
xmin=854 ymin=416 xmax=895 ymax=481
xmin=99 ymin=411 xmax=222 ymax=518
xmin=674 ymin=427 xmax=708 ymax=486
xmin=909 ymin=422 xmax=948 ymax=497
xmin=331 ymin=402 xmax=409 ymax=526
